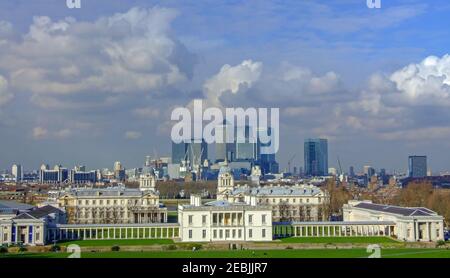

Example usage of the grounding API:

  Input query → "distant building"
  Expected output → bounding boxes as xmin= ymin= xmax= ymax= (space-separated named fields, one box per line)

xmin=172 ymin=139 xmax=208 ymax=167
xmin=363 ymin=165 xmax=375 ymax=178
xmin=408 ymin=156 xmax=427 ymax=178
xmin=40 ymin=165 xmax=69 ymax=184
xmin=69 ymin=169 xmax=97 ymax=184
xmin=304 ymin=138 xmax=328 ymax=176
xmin=11 ymin=164 xmax=23 ymax=182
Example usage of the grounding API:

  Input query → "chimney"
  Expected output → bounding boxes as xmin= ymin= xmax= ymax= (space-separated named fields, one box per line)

xmin=190 ymin=195 xmax=201 ymax=207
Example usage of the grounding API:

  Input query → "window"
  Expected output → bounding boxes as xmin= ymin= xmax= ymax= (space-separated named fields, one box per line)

xmin=189 ymin=230 xmax=193 ymax=239
xmin=213 ymin=230 xmax=217 ymax=238
xmin=202 ymin=215 xmax=207 ymax=225
xmin=202 ymin=230 xmax=207 ymax=239
xmin=219 ymin=230 xmax=223 ymax=238
xmin=232 ymin=229 xmax=236 ymax=238
xmin=238 ymin=230 xmax=242 ymax=238
xmin=249 ymin=229 xmax=253 ymax=238
xmin=306 ymin=199 xmax=309 ymax=203
xmin=225 ymin=230 xmax=230 ymax=238
xmin=188 ymin=215 xmax=193 ymax=225
xmin=262 ymin=229 xmax=266 ymax=238
xmin=248 ymin=215 xmax=253 ymax=224
xmin=262 ymin=215 xmax=266 ymax=225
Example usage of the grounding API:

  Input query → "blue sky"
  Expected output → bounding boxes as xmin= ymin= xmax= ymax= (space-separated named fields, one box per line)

xmin=1 ymin=0 xmax=450 ymax=174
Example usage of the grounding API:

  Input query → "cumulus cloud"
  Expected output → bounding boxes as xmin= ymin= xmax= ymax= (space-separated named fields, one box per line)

xmin=125 ymin=131 xmax=142 ymax=140
xmin=0 ymin=7 xmax=196 ymax=108
xmin=203 ymin=60 xmax=262 ymax=106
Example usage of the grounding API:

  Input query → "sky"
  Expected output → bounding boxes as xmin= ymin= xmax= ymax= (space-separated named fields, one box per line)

xmin=1 ymin=0 xmax=450 ymax=174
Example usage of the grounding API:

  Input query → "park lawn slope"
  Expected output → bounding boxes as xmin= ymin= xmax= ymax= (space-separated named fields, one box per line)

xmin=2 ymin=248 xmax=450 ymax=258
xmin=279 ymin=236 xmax=399 ymax=244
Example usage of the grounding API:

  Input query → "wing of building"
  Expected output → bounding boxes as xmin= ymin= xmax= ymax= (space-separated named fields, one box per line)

xmin=57 ymin=173 xmax=167 ymax=224
xmin=343 ymin=200 xmax=445 ymax=242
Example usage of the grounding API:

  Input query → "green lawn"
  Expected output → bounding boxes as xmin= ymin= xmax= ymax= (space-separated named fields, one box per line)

xmin=2 ymin=248 xmax=450 ymax=258
xmin=58 ymin=239 xmax=174 ymax=247
xmin=279 ymin=237 xmax=399 ymax=244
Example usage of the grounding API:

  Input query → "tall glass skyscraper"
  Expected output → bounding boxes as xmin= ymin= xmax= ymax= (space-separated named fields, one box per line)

xmin=408 ymin=156 xmax=427 ymax=178
xmin=304 ymin=138 xmax=328 ymax=176
xmin=172 ymin=140 xmax=208 ymax=166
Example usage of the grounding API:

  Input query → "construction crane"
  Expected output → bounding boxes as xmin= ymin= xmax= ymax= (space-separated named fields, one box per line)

xmin=288 ymin=154 xmax=296 ymax=173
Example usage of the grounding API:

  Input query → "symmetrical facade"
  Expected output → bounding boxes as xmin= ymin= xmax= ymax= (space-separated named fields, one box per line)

xmin=178 ymin=195 xmax=272 ymax=242
xmin=343 ymin=200 xmax=445 ymax=242
xmin=57 ymin=175 xmax=167 ymax=224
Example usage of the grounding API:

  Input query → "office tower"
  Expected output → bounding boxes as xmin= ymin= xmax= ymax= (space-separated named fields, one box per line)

xmin=408 ymin=156 xmax=427 ymax=178
xmin=363 ymin=166 xmax=375 ymax=177
xmin=304 ymin=138 xmax=328 ymax=176
xmin=215 ymin=121 xmax=236 ymax=162
xmin=188 ymin=140 xmax=208 ymax=167
xmin=172 ymin=142 xmax=188 ymax=165
xmin=259 ymin=127 xmax=279 ymax=174
xmin=114 ymin=161 xmax=126 ymax=181
xmin=349 ymin=166 xmax=355 ymax=177
xmin=235 ymin=125 xmax=258 ymax=161
xmin=12 ymin=164 xmax=23 ymax=182
xmin=145 ymin=156 xmax=152 ymax=167
xmin=172 ymin=140 xmax=207 ymax=167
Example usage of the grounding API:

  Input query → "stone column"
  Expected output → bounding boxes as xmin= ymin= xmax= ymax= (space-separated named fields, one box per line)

xmin=415 ymin=221 xmax=419 ymax=241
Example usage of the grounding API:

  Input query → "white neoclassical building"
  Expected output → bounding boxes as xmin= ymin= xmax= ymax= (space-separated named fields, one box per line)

xmin=343 ymin=200 xmax=445 ymax=242
xmin=178 ymin=195 xmax=272 ymax=242
xmin=216 ymin=162 xmax=327 ymax=222
xmin=57 ymin=174 xmax=167 ymax=224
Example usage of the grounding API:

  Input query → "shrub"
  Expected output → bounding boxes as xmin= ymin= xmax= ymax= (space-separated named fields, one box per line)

xmin=18 ymin=246 xmax=27 ymax=252
xmin=285 ymin=246 xmax=293 ymax=250
xmin=111 ymin=245 xmax=120 ymax=252
xmin=436 ymin=240 xmax=446 ymax=247
xmin=0 ymin=246 xmax=8 ymax=254
xmin=166 ymin=244 xmax=177 ymax=251
xmin=50 ymin=245 xmax=61 ymax=252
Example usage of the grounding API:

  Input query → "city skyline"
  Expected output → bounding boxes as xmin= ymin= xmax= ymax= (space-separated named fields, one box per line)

xmin=1 ymin=1 xmax=450 ymax=172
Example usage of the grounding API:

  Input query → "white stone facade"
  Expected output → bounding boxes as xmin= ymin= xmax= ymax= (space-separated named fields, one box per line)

xmin=178 ymin=196 xmax=272 ymax=242
xmin=343 ymin=200 xmax=445 ymax=242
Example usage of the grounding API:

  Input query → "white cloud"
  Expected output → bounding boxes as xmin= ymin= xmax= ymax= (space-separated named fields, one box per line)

xmin=389 ymin=54 xmax=450 ymax=106
xmin=32 ymin=127 xmax=49 ymax=140
xmin=125 ymin=131 xmax=142 ymax=140
xmin=203 ymin=60 xmax=262 ymax=106
xmin=0 ymin=7 xmax=196 ymax=108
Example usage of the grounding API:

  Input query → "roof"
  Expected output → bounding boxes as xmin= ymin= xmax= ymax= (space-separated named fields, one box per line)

xmin=0 ymin=200 xmax=34 ymax=211
xmin=231 ymin=185 xmax=322 ymax=196
xmin=354 ymin=202 xmax=438 ymax=217
xmin=13 ymin=205 xmax=64 ymax=220
xmin=61 ymin=186 xmax=157 ymax=198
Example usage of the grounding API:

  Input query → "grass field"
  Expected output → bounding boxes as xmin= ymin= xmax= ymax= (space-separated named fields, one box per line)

xmin=58 ymin=239 xmax=174 ymax=247
xmin=279 ymin=237 xmax=399 ymax=244
xmin=2 ymin=248 xmax=450 ymax=258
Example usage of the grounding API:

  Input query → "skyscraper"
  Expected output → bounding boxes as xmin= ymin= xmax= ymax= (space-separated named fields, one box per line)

xmin=408 ymin=156 xmax=427 ymax=178
xmin=172 ymin=139 xmax=208 ymax=167
xmin=304 ymin=138 xmax=328 ymax=176
xmin=12 ymin=164 xmax=23 ymax=182
xmin=235 ymin=125 xmax=258 ymax=161
xmin=215 ymin=121 xmax=236 ymax=162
